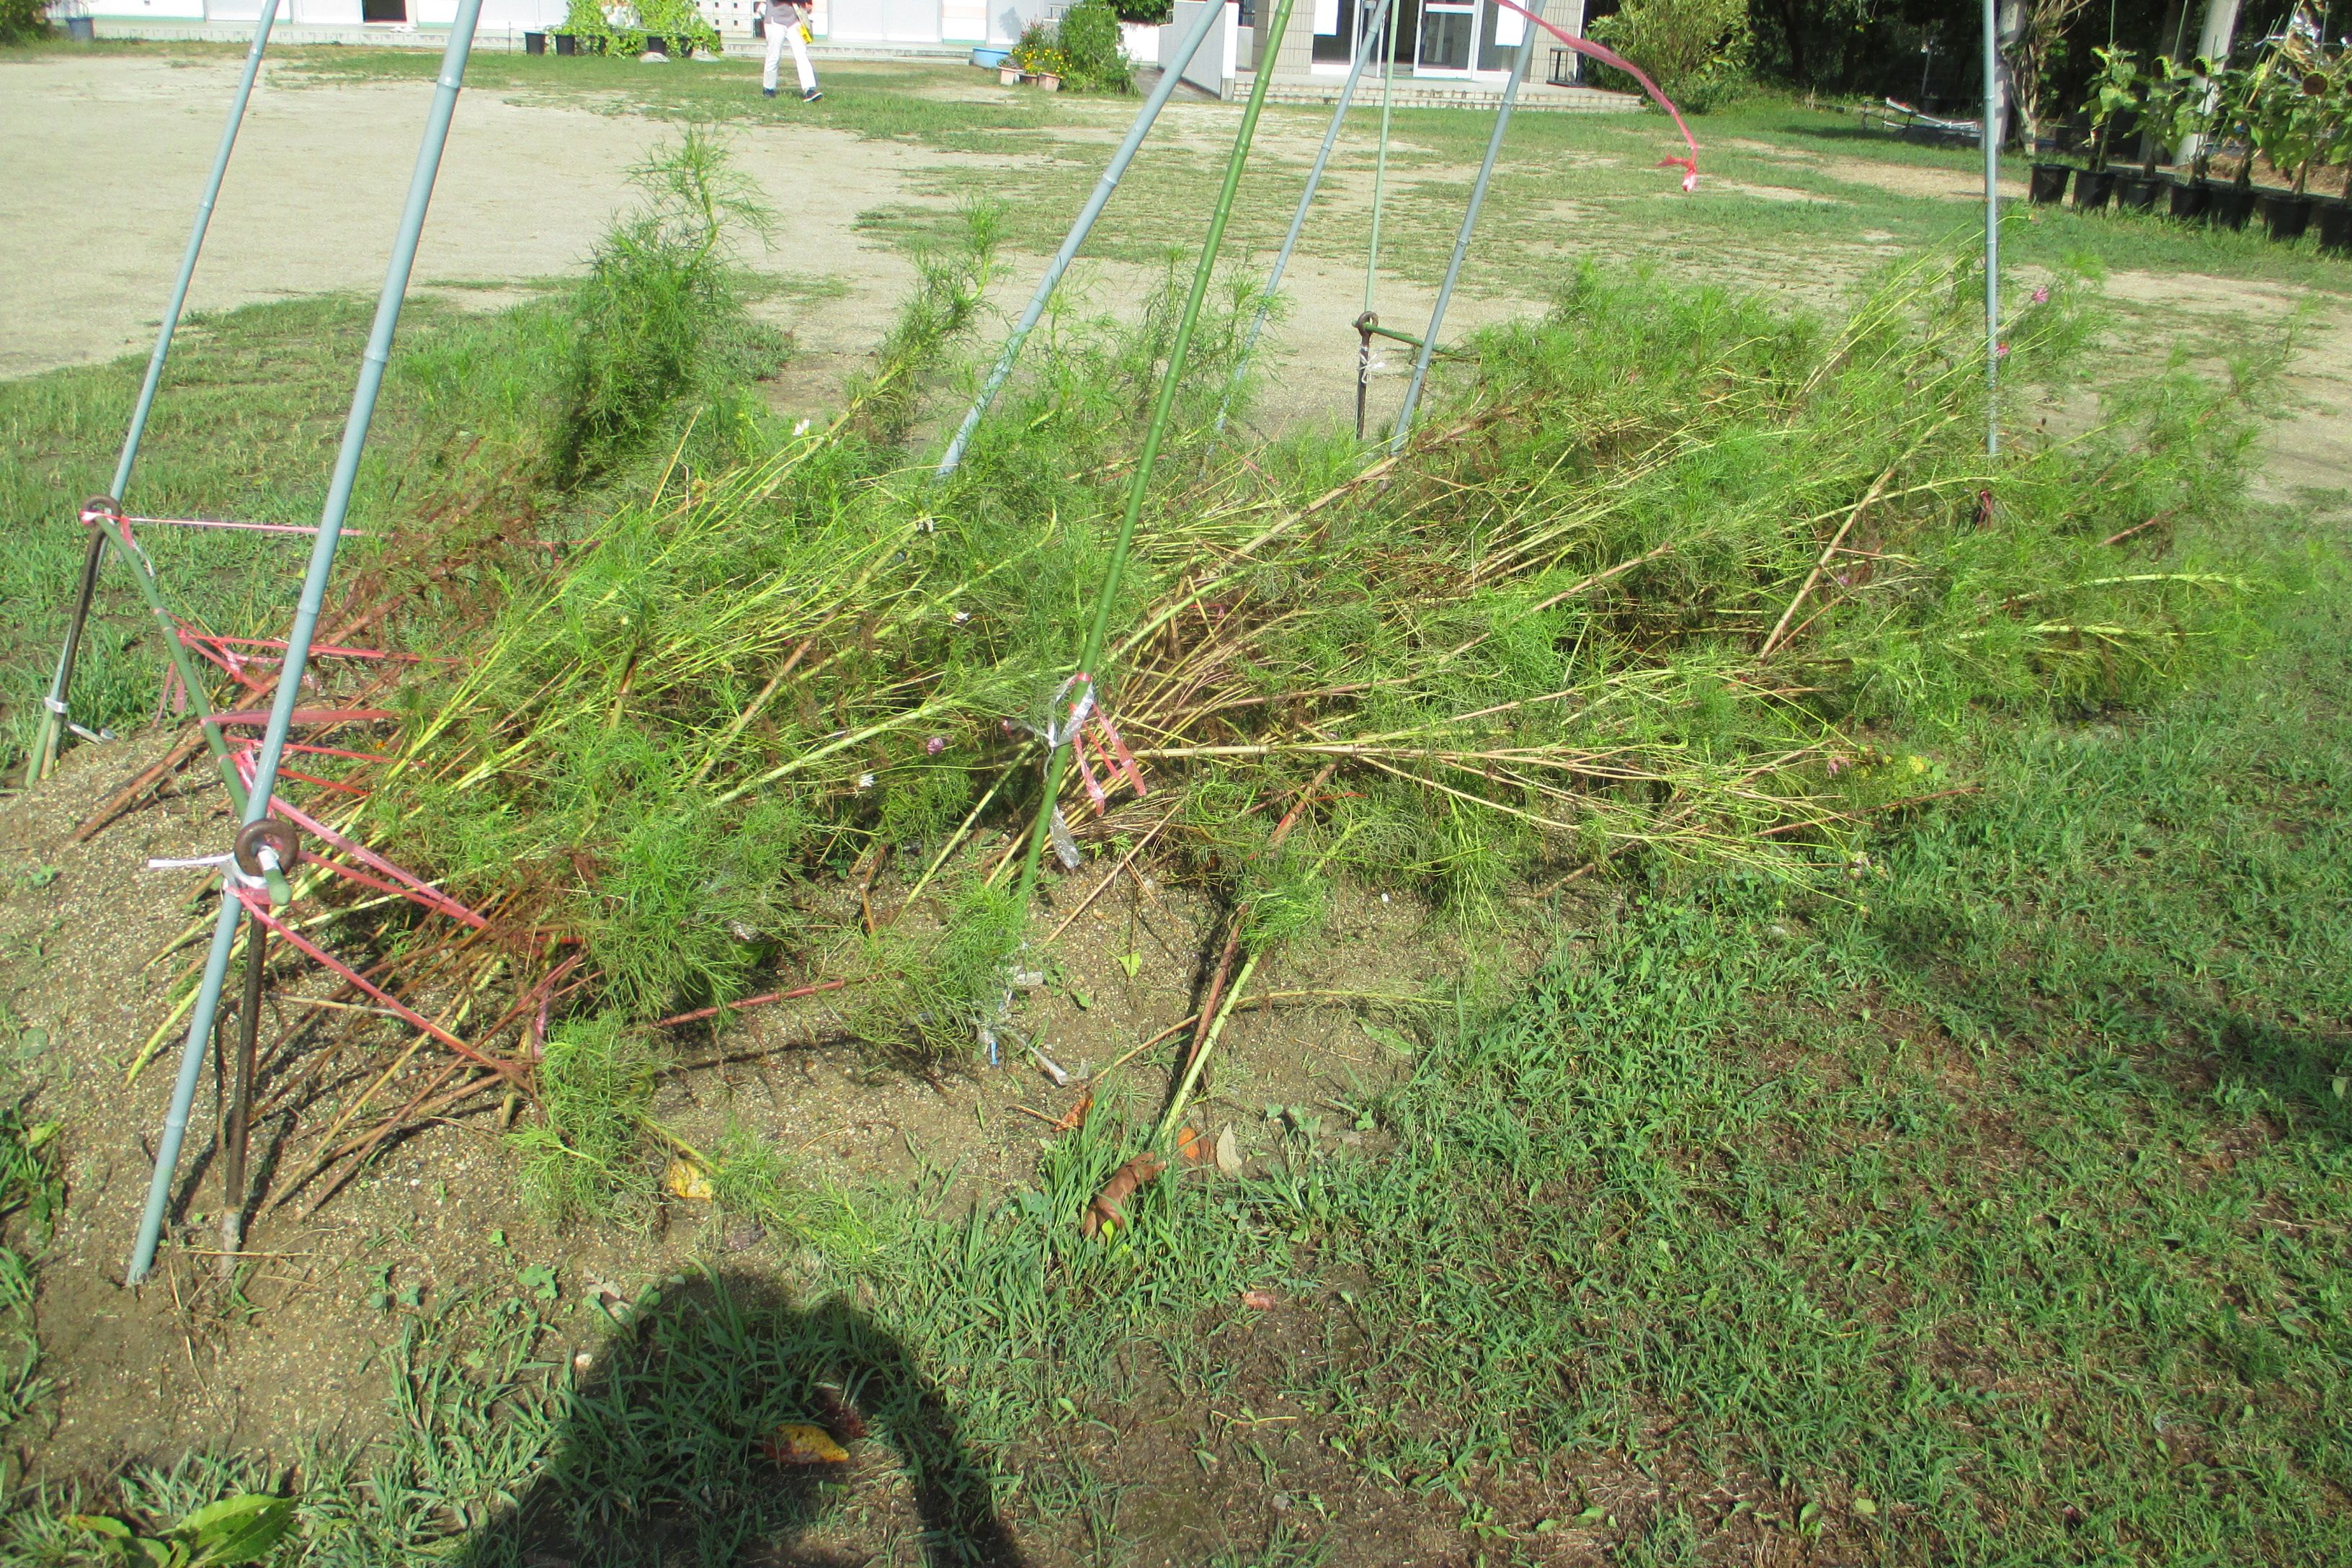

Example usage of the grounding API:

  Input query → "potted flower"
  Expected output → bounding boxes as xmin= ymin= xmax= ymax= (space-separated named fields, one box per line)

xmin=1009 ymin=23 xmax=1072 ymax=89
xmin=2317 ymin=60 xmax=2352 ymax=254
xmin=2119 ymin=53 xmax=2197 ymax=213
xmin=2028 ymin=143 xmax=2073 ymax=205
xmin=2073 ymin=45 xmax=2139 ymax=211
xmin=553 ymin=0 xmax=610 ymax=54
xmin=2248 ymin=47 xmax=2335 ymax=241
xmin=2206 ymin=63 xmax=2267 ymax=231
xmin=640 ymin=0 xmax=720 ymax=58
xmin=2166 ymin=54 xmax=2232 ymax=219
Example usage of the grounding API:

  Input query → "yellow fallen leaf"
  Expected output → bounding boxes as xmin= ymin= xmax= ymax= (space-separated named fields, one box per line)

xmin=763 ymin=1422 xmax=850 ymax=1464
xmin=664 ymin=1159 xmax=713 ymax=1201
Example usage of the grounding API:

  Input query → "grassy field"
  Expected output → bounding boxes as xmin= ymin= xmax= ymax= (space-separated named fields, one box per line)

xmin=3 ymin=45 xmax=2351 ymax=1568
xmin=264 ymin=46 xmax=2352 ymax=301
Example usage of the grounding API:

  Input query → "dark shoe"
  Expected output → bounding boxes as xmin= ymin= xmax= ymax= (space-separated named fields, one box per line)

xmin=803 ymin=87 xmax=822 ymax=102
xmin=762 ymin=87 xmax=777 ymax=98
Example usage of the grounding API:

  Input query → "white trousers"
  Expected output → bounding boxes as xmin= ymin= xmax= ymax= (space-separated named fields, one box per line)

xmin=763 ymin=20 xmax=816 ymax=93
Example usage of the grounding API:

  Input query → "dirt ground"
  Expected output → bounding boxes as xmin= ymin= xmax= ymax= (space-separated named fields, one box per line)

xmin=0 ymin=731 xmax=1502 ymax=1480
xmin=0 ymin=52 xmax=1534 ymax=440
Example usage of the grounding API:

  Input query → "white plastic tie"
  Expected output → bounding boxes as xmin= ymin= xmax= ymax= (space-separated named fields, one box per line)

xmin=1044 ymin=673 xmax=1097 ymax=749
xmin=144 ymin=846 xmax=276 ymax=894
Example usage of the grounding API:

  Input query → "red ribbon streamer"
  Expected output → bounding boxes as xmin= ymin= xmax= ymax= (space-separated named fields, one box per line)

xmin=1490 ymin=0 xmax=1703 ymax=190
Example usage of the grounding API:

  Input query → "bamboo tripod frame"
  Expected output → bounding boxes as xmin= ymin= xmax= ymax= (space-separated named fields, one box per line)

xmin=123 ymin=0 xmax=492 ymax=1284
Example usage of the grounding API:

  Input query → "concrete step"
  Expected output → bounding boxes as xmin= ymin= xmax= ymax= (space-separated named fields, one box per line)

xmin=85 ymin=19 xmax=974 ymax=59
xmin=1248 ymin=76 xmax=1640 ymax=113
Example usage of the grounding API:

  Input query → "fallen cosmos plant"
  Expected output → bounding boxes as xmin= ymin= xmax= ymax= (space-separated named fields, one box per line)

xmin=124 ymin=241 xmax=2263 ymax=1225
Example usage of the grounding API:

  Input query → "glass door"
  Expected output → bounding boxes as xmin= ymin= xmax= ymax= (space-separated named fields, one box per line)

xmin=1414 ymin=0 xmax=1476 ymax=75
xmin=1474 ymin=0 xmax=1525 ymax=73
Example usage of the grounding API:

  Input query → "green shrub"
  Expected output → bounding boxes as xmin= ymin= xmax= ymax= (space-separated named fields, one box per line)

xmin=0 ymin=0 xmax=48 ymax=45
xmin=511 ymin=1017 xmax=661 ymax=1225
xmin=1113 ymin=0 xmax=1169 ymax=23
xmin=1588 ymin=0 xmax=1750 ymax=111
xmin=1058 ymin=0 xmax=1134 ymax=94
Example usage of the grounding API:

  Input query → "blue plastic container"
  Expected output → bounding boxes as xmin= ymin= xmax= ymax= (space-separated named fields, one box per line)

xmin=971 ymin=46 xmax=1011 ymax=67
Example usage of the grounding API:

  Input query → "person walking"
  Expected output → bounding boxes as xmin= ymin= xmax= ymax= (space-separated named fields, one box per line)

xmin=761 ymin=0 xmax=821 ymax=102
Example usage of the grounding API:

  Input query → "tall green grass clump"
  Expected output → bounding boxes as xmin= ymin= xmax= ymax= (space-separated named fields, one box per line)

xmin=553 ymin=128 xmax=787 ymax=485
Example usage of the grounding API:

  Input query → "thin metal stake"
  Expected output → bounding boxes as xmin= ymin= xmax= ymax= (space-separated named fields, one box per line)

xmin=934 ymin=0 xmax=1230 ymax=479
xmin=1013 ymin=0 xmax=1303 ymax=909
xmin=30 ymin=4 xmax=278 ymax=781
xmin=1983 ymin=0 xmax=2002 ymax=457
xmin=1214 ymin=0 xmax=1399 ymax=435
xmin=1391 ymin=0 xmax=1544 ymax=450
xmin=128 ymin=0 xmax=489 ymax=1285
xmin=220 ymin=922 xmax=266 ymax=1261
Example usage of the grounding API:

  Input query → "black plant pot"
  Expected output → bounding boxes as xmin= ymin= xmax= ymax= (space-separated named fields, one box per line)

xmin=2075 ymin=168 xmax=2117 ymax=211
xmin=2029 ymin=162 xmax=2072 ymax=205
xmin=2169 ymin=177 xmax=2211 ymax=220
xmin=525 ymin=29 xmax=546 ymax=53
xmin=553 ymin=31 xmax=581 ymax=54
xmin=2260 ymin=190 xmax=2315 ymax=242
xmin=2318 ymin=198 xmax=2352 ymax=257
xmin=2208 ymin=184 xmax=2257 ymax=231
xmin=2114 ymin=172 xmax=2163 ymax=213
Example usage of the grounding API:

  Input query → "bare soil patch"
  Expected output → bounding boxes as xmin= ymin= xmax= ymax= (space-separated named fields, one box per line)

xmin=0 ymin=733 xmax=1483 ymax=1479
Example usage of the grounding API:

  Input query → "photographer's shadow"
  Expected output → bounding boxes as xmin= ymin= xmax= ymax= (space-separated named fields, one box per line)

xmin=458 ymin=1268 xmax=1024 ymax=1568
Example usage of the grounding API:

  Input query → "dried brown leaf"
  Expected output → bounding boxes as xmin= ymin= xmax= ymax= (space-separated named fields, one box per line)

xmin=1080 ymin=1152 xmax=1164 ymax=1238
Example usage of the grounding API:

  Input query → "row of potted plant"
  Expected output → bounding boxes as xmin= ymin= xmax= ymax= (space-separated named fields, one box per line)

xmin=529 ymin=0 xmax=721 ymax=58
xmin=997 ymin=3 xmax=1133 ymax=94
xmin=2028 ymin=30 xmax=2351 ymax=254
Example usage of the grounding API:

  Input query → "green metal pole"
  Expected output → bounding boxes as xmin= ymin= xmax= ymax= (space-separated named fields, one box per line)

xmin=128 ymin=0 xmax=489 ymax=1286
xmin=30 ymin=3 xmax=277 ymax=784
xmin=934 ymin=0 xmax=1231 ymax=479
xmin=1364 ymin=4 xmax=1396 ymax=317
xmin=1213 ymin=0 xmax=1398 ymax=435
xmin=1390 ymin=0 xmax=1542 ymax=450
xmin=1014 ymin=0 xmax=1301 ymax=911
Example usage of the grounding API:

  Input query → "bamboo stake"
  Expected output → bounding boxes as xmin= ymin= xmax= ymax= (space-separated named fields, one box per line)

xmin=1012 ymin=0 xmax=1302 ymax=914
xmin=1185 ymin=764 xmax=1337 ymax=1073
